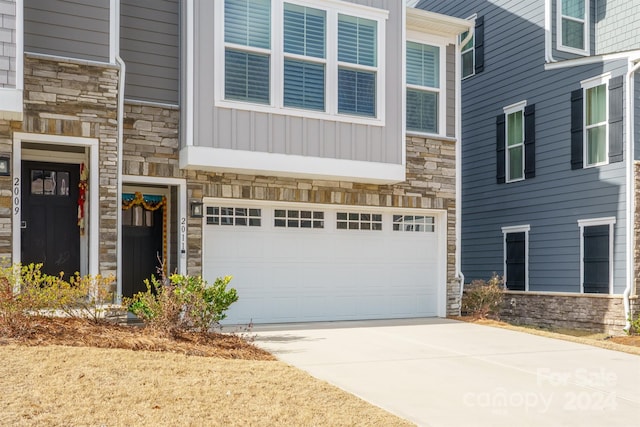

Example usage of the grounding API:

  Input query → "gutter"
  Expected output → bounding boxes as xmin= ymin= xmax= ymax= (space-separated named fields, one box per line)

xmin=111 ymin=0 xmax=125 ymax=303
xmin=456 ymin=21 xmax=474 ymax=307
xmin=544 ymin=0 xmax=557 ymax=63
xmin=624 ymin=59 xmax=640 ymax=331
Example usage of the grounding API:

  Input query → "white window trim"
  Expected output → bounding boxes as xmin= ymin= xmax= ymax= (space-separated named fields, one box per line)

xmin=405 ymin=31 xmax=448 ymax=138
xmin=503 ymin=100 xmax=527 ymax=183
xmin=578 ymin=217 xmax=615 ymax=294
xmin=214 ymin=0 xmax=388 ymax=126
xmin=502 ymin=225 xmax=530 ymax=292
xmin=556 ymin=0 xmax=590 ymax=56
xmin=459 ymin=15 xmax=475 ymax=80
xmin=581 ymin=73 xmax=610 ymax=168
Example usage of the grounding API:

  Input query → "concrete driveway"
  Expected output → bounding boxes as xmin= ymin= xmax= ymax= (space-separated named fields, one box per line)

xmin=253 ymin=318 xmax=640 ymax=427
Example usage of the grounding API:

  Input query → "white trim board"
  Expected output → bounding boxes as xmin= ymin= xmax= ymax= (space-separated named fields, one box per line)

xmin=180 ymin=146 xmax=406 ymax=184
xmin=12 ymin=133 xmax=100 ymax=277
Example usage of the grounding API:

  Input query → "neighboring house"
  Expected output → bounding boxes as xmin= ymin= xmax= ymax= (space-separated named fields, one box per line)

xmin=0 ymin=0 xmax=470 ymax=324
xmin=418 ymin=0 xmax=640 ymax=333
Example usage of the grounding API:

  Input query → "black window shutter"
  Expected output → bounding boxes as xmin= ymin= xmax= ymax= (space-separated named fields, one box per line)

xmin=608 ymin=75 xmax=624 ymax=163
xmin=570 ymin=89 xmax=584 ymax=170
xmin=496 ymin=113 xmax=506 ymax=184
xmin=524 ymin=104 xmax=535 ymax=179
xmin=583 ymin=225 xmax=610 ymax=294
xmin=505 ymin=232 xmax=526 ymax=291
xmin=474 ymin=16 xmax=484 ymax=74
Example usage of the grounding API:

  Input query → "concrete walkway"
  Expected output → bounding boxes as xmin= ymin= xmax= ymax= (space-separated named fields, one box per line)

xmin=252 ymin=318 xmax=640 ymax=427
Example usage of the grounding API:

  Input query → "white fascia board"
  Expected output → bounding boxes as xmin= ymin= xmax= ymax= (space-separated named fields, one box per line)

xmin=0 ymin=88 xmax=23 ymax=120
xmin=180 ymin=146 xmax=406 ymax=184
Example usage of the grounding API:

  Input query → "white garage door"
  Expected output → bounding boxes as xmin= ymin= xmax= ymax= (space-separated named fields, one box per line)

xmin=202 ymin=200 xmax=445 ymax=324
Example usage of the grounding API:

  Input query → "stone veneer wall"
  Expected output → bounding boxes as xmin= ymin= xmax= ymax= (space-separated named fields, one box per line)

xmin=0 ymin=119 xmax=11 ymax=259
xmin=121 ymin=110 xmax=460 ymax=313
xmin=16 ymin=54 xmax=119 ymax=276
xmin=500 ymin=292 xmax=638 ymax=336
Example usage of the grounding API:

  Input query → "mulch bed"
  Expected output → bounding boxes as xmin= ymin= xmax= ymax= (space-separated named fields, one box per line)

xmin=0 ymin=317 xmax=275 ymax=360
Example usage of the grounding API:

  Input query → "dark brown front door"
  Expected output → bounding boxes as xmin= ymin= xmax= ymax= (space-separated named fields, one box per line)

xmin=122 ymin=200 xmax=164 ymax=297
xmin=21 ymin=161 xmax=81 ymax=277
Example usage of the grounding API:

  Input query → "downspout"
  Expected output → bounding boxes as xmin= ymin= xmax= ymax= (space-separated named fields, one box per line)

xmin=115 ymin=56 xmax=125 ymax=304
xmin=111 ymin=0 xmax=126 ymax=303
xmin=544 ymin=0 xmax=557 ymax=63
xmin=624 ymin=59 xmax=640 ymax=331
xmin=456 ymin=25 xmax=474 ymax=306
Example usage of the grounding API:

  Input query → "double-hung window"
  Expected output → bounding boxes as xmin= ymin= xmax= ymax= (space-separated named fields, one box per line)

xmin=505 ymin=102 xmax=525 ymax=182
xmin=406 ymin=41 xmax=441 ymax=134
xmin=558 ymin=0 xmax=588 ymax=54
xmin=584 ymin=82 xmax=607 ymax=167
xmin=459 ymin=30 xmax=474 ymax=79
xmin=496 ymin=101 xmax=535 ymax=184
xmin=571 ymin=74 xmax=623 ymax=170
xmin=338 ymin=15 xmax=378 ymax=117
xmin=283 ymin=4 xmax=326 ymax=111
xmin=224 ymin=0 xmax=271 ymax=104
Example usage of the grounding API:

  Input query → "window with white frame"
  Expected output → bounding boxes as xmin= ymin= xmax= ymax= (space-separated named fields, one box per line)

xmin=337 ymin=212 xmax=382 ymax=230
xmin=206 ymin=207 xmax=262 ymax=226
xmin=459 ymin=30 xmax=474 ymax=79
xmin=337 ymin=14 xmax=377 ymax=117
xmin=578 ymin=217 xmax=615 ymax=294
xmin=224 ymin=0 xmax=271 ymax=104
xmin=583 ymin=76 xmax=608 ymax=167
xmin=504 ymin=102 xmax=525 ymax=182
xmin=502 ymin=225 xmax=529 ymax=291
xmin=220 ymin=0 xmax=385 ymax=120
xmin=406 ymin=41 xmax=441 ymax=134
xmin=558 ymin=0 xmax=588 ymax=54
xmin=283 ymin=3 xmax=326 ymax=111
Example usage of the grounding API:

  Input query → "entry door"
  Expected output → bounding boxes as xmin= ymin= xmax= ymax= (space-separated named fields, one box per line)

xmin=122 ymin=200 xmax=164 ymax=297
xmin=21 ymin=161 xmax=81 ymax=277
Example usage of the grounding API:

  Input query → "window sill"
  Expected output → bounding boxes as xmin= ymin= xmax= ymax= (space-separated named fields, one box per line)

xmin=405 ymin=130 xmax=455 ymax=142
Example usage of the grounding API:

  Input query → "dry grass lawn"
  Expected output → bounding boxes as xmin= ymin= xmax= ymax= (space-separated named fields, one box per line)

xmin=0 ymin=318 xmax=414 ymax=426
xmin=453 ymin=316 xmax=640 ymax=356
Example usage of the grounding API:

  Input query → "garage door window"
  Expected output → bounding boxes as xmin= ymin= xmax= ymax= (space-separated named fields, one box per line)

xmin=275 ymin=209 xmax=324 ymax=228
xmin=393 ymin=215 xmax=434 ymax=232
xmin=337 ymin=212 xmax=382 ymax=230
xmin=206 ymin=207 xmax=261 ymax=226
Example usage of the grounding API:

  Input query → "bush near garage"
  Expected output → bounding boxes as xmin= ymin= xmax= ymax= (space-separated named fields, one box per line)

xmin=461 ymin=274 xmax=504 ymax=319
xmin=123 ymin=273 xmax=238 ymax=336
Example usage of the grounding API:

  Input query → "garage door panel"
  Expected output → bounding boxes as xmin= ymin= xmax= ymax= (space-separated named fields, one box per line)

xmin=203 ymin=202 xmax=443 ymax=324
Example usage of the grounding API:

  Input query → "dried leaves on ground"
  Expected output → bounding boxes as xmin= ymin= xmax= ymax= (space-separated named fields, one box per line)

xmin=0 ymin=316 xmax=274 ymax=360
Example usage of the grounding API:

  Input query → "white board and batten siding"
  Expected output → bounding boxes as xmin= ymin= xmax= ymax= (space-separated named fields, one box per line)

xmin=202 ymin=199 xmax=447 ymax=324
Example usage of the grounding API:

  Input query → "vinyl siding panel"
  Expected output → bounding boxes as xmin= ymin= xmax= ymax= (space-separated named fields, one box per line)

xmin=420 ymin=0 xmax=629 ymax=294
xmin=0 ymin=0 xmax=16 ymax=88
xmin=24 ymin=0 xmax=109 ymax=62
xmin=446 ymin=45 xmax=455 ymax=138
xmin=194 ymin=0 xmax=403 ymax=166
xmin=595 ymin=1 xmax=640 ymax=55
xmin=120 ymin=0 xmax=179 ymax=104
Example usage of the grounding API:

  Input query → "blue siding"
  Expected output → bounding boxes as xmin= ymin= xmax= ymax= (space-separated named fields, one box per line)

xmin=419 ymin=0 xmax=629 ymax=294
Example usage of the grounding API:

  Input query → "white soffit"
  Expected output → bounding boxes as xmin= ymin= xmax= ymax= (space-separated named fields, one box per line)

xmin=406 ymin=7 xmax=472 ymax=37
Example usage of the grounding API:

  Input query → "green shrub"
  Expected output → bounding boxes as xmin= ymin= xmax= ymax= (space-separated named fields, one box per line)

xmin=461 ymin=274 xmax=504 ymax=319
xmin=123 ymin=274 xmax=238 ymax=335
xmin=627 ymin=313 xmax=640 ymax=335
